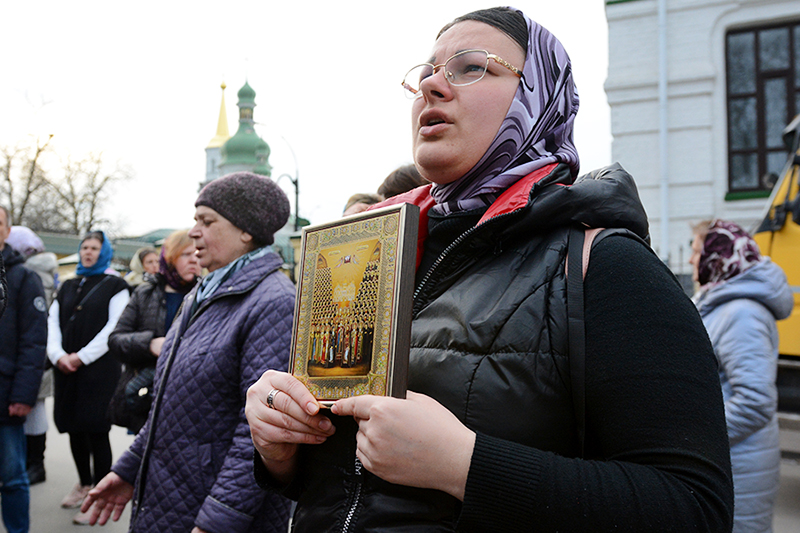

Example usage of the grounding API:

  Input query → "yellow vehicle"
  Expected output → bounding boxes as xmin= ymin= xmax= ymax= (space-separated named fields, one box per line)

xmin=754 ymin=114 xmax=800 ymax=415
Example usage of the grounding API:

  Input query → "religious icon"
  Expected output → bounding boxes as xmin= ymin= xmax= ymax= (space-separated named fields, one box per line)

xmin=289 ymin=204 xmax=419 ymax=405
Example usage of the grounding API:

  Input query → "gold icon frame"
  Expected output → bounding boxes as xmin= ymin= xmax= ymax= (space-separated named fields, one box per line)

xmin=288 ymin=204 xmax=419 ymax=406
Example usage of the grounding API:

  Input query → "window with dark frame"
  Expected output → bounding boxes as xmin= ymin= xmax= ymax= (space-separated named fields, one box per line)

xmin=726 ymin=21 xmax=800 ymax=194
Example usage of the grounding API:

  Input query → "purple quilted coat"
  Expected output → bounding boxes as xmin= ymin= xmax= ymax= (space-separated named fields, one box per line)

xmin=113 ymin=252 xmax=293 ymax=533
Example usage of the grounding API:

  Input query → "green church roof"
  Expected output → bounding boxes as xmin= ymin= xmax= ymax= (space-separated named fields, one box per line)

xmin=220 ymin=81 xmax=271 ymax=175
xmin=221 ymin=127 xmax=264 ymax=164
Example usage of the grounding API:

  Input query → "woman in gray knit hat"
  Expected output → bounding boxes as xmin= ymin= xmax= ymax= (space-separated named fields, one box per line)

xmin=82 ymin=172 xmax=296 ymax=533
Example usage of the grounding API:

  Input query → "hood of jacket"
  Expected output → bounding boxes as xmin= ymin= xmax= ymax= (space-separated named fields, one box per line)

xmin=487 ymin=161 xmax=649 ymax=241
xmin=379 ymin=162 xmax=650 ymax=272
xmin=24 ymin=251 xmax=58 ymax=273
xmin=1 ymin=245 xmax=25 ymax=269
xmin=695 ymin=259 xmax=793 ymax=321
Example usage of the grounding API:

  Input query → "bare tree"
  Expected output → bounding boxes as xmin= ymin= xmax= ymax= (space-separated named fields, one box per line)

xmin=45 ymin=152 xmax=132 ymax=235
xmin=0 ymin=135 xmax=53 ymax=224
xmin=0 ymin=138 xmax=132 ymax=234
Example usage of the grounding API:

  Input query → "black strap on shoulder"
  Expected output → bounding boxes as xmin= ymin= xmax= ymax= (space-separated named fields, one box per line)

xmin=0 ymin=252 xmax=7 ymax=319
xmin=67 ymin=276 xmax=112 ymax=321
xmin=567 ymin=227 xmax=586 ymax=457
xmin=565 ymin=227 xmax=648 ymax=458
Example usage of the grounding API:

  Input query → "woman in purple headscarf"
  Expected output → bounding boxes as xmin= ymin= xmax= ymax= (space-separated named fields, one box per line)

xmin=246 ymin=7 xmax=734 ymax=531
xmin=107 ymin=230 xmax=201 ymax=434
xmin=691 ymin=220 xmax=792 ymax=533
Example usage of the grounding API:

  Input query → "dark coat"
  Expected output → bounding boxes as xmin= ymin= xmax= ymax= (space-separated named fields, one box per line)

xmin=0 ymin=250 xmax=6 ymax=318
xmin=107 ymin=277 xmax=167 ymax=432
xmin=0 ymin=245 xmax=47 ymax=425
xmin=113 ymin=251 xmax=293 ymax=533
xmin=109 ymin=276 xmax=167 ymax=367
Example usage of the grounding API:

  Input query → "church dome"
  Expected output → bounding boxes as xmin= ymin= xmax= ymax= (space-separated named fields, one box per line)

xmin=253 ymin=137 xmax=273 ymax=176
xmin=218 ymin=81 xmax=272 ymax=177
xmin=237 ymin=81 xmax=256 ymax=102
xmin=220 ymin=125 xmax=262 ymax=166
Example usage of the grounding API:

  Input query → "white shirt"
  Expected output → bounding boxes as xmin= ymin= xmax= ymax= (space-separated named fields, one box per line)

xmin=46 ymin=289 xmax=130 ymax=366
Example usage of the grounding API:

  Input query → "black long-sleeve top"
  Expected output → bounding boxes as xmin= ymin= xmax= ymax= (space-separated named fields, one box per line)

xmin=458 ymin=235 xmax=733 ymax=532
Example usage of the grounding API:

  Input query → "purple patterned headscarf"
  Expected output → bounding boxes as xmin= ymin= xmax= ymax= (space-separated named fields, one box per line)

xmin=697 ymin=220 xmax=762 ymax=287
xmin=430 ymin=7 xmax=580 ymax=215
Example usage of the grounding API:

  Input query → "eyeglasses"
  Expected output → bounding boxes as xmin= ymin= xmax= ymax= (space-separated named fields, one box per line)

xmin=401 ymin=49 xmax=523 ymax=99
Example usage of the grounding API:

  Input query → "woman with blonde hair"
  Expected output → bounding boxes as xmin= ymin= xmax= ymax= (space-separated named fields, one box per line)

xmin=108 ymin=230 xmax=201 ymax=435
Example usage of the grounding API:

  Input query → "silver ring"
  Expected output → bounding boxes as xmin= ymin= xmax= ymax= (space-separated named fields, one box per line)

xmin=266 ymin=389 xmax=279 ymax=409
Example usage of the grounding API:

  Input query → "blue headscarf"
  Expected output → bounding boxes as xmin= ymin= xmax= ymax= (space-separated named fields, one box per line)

xmin=76 ymin=230 xmax=114 ymax=277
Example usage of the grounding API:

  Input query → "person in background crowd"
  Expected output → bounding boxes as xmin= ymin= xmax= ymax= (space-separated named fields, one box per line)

xmin=123 ymin=247 xmax=159 ymax=288
xmin=0 ymin=206 xmax=47 ymax=533
xmin=6 ymin=226 xmax=58 ymax=486
xmin=46 ymin=230 xmax=130 ymax=525
xmin=346 ymin=165 xmax=427 ymax=219
xmin=343 ymin=192 xmax=384 ymax=216
xmin=82 ymin=172 xmax=295 ymax=533
xmin=377 ymin=163 xmax=429 ymax=199
xmin=691 ymin=219 xmax=793 ymax=533
xmin=108 ymin=230 xmax=201 ymax=434
xmin=245 ymin=7 xmax=734 ymax=532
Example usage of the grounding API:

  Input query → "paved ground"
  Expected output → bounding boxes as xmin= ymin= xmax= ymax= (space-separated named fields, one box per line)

xmin=776 ymin=428 xmax=800 ymax=532
xmin=776 ymin=458 xmax=800 ymax=532
xmin=29 ymin=398 xmax=135 ymax=531
xmin=24 ymin=399 xmax=800 ymax=531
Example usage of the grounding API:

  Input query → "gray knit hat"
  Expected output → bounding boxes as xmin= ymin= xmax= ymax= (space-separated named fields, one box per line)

xmin=195 ymin=172 xmax=290 ymax=246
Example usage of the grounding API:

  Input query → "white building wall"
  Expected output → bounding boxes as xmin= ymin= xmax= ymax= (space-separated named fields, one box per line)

xmin=205 ymin=146 xmax=222 ymax=184
xmin=200 ymin=157 xmax=252 ymax=190
xmin=606 ymin=0 xmax=800 ymax=275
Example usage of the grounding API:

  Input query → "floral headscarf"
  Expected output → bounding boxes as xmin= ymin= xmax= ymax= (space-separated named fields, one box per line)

xmin=430 ymin=7 xmax=580 ymax=215
xmin=697 ymin=220 xmax=762 ymax=287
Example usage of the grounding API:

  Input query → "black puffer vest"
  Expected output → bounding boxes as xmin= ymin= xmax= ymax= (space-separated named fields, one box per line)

xmin=288 ymin=163 xmax=650 ymax=532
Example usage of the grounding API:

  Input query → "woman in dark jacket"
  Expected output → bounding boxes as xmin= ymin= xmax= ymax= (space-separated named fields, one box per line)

xmin=245 ymin=7 xmax=734 ymax=532
xmin=82 ymin=172 xmax=294 ymax=533
xmin=46 ymin=230 xmax=129 ymax=524
xmin=108 ymin=229 xmax=200 ymax=433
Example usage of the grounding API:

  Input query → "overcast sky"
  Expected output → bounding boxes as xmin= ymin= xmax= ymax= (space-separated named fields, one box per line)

xmin=1 ymin=1 xmax=610 ymax=236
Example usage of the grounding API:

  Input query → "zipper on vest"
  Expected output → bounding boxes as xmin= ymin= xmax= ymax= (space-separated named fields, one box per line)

xmin=341 ymin=455 xmax=363 ymax=533
xmin=413 ymin=226 xmax=478 ymax=316
xmin=413 ymin=209 xmax=520 ymax=317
